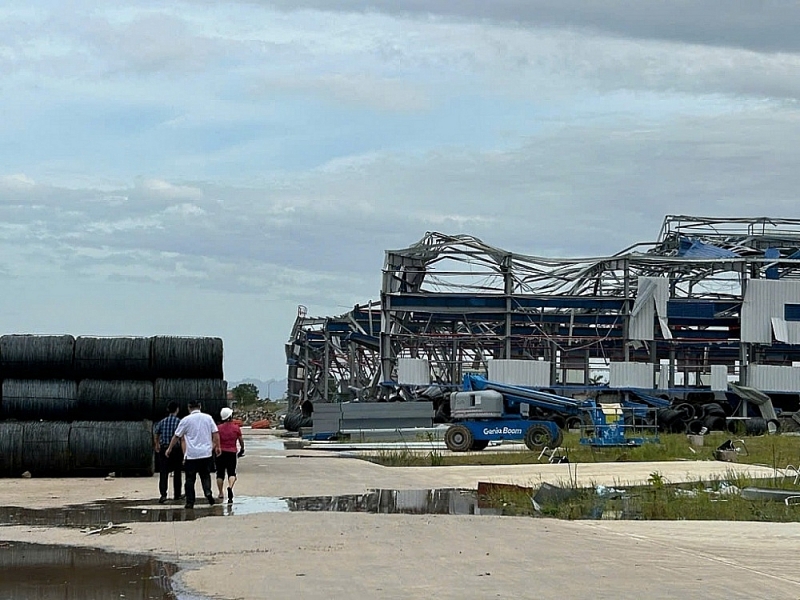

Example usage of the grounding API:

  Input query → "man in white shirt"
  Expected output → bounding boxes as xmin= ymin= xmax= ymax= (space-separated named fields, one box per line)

xmin=166 ymin=400 xmax=221 ymax=509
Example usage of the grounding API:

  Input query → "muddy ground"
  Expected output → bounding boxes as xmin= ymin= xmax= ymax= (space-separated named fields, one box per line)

xmin=1 ymin=430 xmax=799 ymax=599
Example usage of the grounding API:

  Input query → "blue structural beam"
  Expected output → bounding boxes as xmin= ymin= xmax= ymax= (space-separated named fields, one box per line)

xmin=389 ymin=293 xmax=626 ymax=311
xmin=344 ymin=332 xmax=380 ymax=350
xmin=326 ymin=321 xmax=354 ymax=333
xmin=667 ymin=300 xmax=739 ymax=320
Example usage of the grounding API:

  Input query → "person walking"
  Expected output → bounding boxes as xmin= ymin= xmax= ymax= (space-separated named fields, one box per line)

xmin=215 ymin=407 xmax=245 ymax=503
xmin=153 ymin=401 xmax=183 ymax=504
xmin=166 ymin=400 xmax=220 ymax=509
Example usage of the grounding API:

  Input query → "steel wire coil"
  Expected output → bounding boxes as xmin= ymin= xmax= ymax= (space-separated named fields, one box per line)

xmin=76 ymin=380 xmax=154 ymax=421
xmin=21 ymin=422 xmax=71 ymax=475
xmin=703 ymin=415 xmax=727 ymax=432
xmin=0 ymin=380 xmax=78 ymax=421
xmin=685 ymin=419 xmax=706 ymax=435
xmin=0 ymin=335 xmax=75 ymax=379
xmin=151 ymin=336 xmax=223 ymax=379
xmin=154 ymin=378 xmax=227 ymax=419
xmin=74 ymin=336 xmax=152 ymax=380
xmin=700 ymin=403 xmax=727 ymax=418
xmin=69 ymin=420 xmax=154 ymax=475
xmin=0 ymin=423 xmax=24 ymax=476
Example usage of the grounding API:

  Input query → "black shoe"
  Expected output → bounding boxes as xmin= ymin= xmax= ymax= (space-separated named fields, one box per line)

xmin=206 ymin=494 xmax=215 ymax=506
xmin=227 ymin=488 xmax=234 ymax=503
xmin=158 ymin=496 xmax=167 ymax=504
xmin=173 ymin=494 xmax=185 ymax=501
xmin=184 ymin=503 xmax=194 ymax=509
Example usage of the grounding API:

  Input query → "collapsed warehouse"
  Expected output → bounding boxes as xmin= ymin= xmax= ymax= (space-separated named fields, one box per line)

xmin=286 ymin=215 xmax=800 ymax=435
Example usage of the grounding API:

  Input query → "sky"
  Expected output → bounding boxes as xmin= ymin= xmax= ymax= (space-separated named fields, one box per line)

xmin=2 ymin=1 xmax=800 ymax=381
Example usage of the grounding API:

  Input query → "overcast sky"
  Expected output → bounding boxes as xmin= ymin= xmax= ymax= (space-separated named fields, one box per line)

xmin=2 ymin=1 xmax=799 ymax=381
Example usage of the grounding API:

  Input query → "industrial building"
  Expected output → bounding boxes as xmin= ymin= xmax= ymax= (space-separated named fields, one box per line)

xmin=286 ymin=215 xmax=800 ymax=416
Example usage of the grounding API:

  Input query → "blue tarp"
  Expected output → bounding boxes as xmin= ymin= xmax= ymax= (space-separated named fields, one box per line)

xmin=677 ymin=238 xmax=739 ymax=259
xmin=765 ymin=247 xmax=780 ymax=280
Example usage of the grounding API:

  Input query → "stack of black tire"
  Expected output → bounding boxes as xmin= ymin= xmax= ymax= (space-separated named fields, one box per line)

xmin=0 ymin=334 xmax=226 ymax=477
xmin=657 ymin=402 xmax=779 ymax=435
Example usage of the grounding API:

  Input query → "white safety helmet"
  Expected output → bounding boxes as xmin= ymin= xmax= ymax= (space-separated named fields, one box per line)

xmin=220 ymin=407 xmax=233 ymax=421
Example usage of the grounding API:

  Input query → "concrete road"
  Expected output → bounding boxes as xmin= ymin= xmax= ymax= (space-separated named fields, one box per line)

xmin=1 ymin=430 xmax=799 ymax=599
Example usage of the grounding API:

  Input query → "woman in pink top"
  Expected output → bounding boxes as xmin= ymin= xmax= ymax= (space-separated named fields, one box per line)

xmin=216 ymin=407 xmax=245 ymax=502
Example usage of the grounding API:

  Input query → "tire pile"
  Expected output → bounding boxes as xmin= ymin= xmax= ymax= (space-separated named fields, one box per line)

xmin=0 ymin=334 xmax=226 ymax=477
xmin=656 ymin=402 xmax=780 ymax=435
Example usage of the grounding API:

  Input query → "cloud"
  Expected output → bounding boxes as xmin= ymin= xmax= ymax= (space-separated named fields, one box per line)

xmin=259 ymin=74 xmax=432 ymax=112
xmin=142 ymin=179 xmax=204 ymax=201
xmin=260 ymin=0 xmax=800 ymax=54
xmin=0 ymin=173 xmax=36 ymax=189
xmin=1 ymin=1 xmax=799 ymax=380
xmin=2 ymin=104 xmax=800 ymax=297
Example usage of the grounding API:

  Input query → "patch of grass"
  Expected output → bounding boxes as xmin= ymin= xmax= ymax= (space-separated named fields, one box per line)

xmin=364 ymin=431 xmax=800 ymax=468
xmin=489 ymin=474 xmax=800 ymax=522
xmin=554 ymin=477 xmax=800 ymax=522
xmin=365 ymin=449 xmax=430 ymax=467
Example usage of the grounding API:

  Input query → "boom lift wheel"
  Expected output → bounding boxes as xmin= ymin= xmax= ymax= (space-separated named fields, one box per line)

xmin=525 ymin=424 xmax=557 ymax=451
xmin=550 ymin=426 xmax=564 ymax=448
xmin=445 ymin=424 xmax=474 ymax=452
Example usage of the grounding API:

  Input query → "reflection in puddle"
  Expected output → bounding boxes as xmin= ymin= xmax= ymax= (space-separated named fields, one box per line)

xmin=0 ymin=542 xmax=201 ymax=599
xmin=0 ymin=489 xmax=505 ymax=528
xmin=285 ymin=488 xmax=495 ymax=515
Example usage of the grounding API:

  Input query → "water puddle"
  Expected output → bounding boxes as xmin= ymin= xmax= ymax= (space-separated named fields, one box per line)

xmin=0 ymin=489 xmax=508 ymax=528
xmin=285 ymin=488 xmax=497 ymax=515
xmin=0 ymin=542 xmax=203 ymax=599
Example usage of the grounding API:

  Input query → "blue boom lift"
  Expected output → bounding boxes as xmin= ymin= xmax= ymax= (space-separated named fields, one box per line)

xmin=444 ymin=375 xmax=657 ymax=452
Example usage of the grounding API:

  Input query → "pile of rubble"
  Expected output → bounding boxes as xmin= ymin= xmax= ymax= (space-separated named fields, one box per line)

xmin=233 ymin=407 xmax=277 ymax=427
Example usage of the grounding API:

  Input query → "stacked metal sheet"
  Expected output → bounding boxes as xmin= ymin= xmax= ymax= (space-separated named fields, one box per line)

xmin=313 ymin=401 xmax=434 ymax=436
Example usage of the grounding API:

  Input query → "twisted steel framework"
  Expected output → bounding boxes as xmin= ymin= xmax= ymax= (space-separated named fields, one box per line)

xmin=286 ymin=216 xmax=800 ymax=409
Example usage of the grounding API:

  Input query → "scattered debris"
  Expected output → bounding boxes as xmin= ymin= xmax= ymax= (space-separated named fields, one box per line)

xmin=740 ymin=488 xmax=800 ymax=503
xmin=236 ymin=407 xmax=278 ymax=427
xmin=712 ymin=439 xmax=748 ymax=462
xmin=536 ymin=446 xmax=569 ymax=463
xmin=532 ymin=482 xmax=578 ymax=508
xmin=686 ymin=434 xmax=704 ymax=447
xmin=83 ymin=521 xmax=131 ymax=535
xmin=782 ymin=465 xmax=800 ymax=485
xmin=595 ymin=485 xmax=626 ymax=499
xmin=21 ymin=471 xmax=31 ymax=479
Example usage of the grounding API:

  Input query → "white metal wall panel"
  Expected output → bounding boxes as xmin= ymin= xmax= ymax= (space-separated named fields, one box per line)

xmin=657 ymin=367 xmax=669 ymax=390
xmin=629 ymin=279 xmax=655 ymax=341
xmin=609 ymin=362 xmax=653 ymax=388
xmin=488 ymin=359 xmax=551 ymax=386
xmin=710 ymin=365 xmax=728 ymax=391
xmin=564 ymin=369 xmax=585 ymax=384
xmin=629 ymin=277 xmax=670 ymax=341
xmin=397 ymin=358 xmax=430 ymax=385
xmin=748 ymin=364 xmax=800 ymax=392
xmin=742 ymin=280 xmax=800 ymax=344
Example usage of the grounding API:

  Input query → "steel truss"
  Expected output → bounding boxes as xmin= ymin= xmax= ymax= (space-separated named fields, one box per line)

xmin=287 ymin=216 xmax=800 ymax=408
